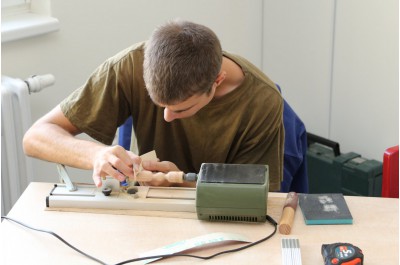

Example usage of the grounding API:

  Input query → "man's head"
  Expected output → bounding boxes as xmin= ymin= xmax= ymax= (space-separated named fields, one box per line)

xmin=144 ymin=19 xmax=223 ymax=120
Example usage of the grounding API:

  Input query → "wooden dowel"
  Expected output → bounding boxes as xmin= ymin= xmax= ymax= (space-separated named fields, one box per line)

xmin=279 ymin=192 xmax=298 ymax=235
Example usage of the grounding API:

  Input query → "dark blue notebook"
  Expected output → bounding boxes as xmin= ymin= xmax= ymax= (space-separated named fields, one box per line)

xmin=299 ymin=193 xmax=353 ymax=225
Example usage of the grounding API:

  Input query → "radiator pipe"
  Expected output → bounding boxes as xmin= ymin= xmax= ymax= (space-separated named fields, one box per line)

xmin=25 ymin=74 xmax=55 ymax=93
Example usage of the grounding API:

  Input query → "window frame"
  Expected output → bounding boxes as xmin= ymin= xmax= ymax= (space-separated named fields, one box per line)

xmin=1 ymin=0 xmax=59 ymax=43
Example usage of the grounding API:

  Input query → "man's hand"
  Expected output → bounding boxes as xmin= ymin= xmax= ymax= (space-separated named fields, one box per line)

xmin=92 ymin=145 xmax=141 ymax=187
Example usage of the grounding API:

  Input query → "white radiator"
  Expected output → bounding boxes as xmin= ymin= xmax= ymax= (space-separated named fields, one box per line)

xmin=1 ymin=74 xmax=55 ymax=215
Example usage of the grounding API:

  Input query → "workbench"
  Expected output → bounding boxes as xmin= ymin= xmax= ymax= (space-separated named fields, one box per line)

xmin=1 ymin=182 xmax=398 ymax=264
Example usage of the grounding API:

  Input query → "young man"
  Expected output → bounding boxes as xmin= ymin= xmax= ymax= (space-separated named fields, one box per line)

xmin=23 ymin=19 xmax=284 ymax=191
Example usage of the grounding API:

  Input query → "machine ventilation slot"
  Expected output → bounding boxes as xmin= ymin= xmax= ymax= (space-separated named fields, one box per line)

xmin=208 ymin=215 xmax=258 ymax=222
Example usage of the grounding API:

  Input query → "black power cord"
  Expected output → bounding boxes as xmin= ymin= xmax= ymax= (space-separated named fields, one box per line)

xmin=1 ymin=216 xmax=107 ymax=265
xmin=1 ymin=215 xmax=278 ymax=265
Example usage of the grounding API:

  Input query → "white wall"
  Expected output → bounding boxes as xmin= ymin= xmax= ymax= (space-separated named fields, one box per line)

xmin=331 ymin=0 xmax=399 ymax=160
xmin=263 ymin=0 xmax=335 ymax=137
xmin=263 ymin=0 xmax=399 ymax=160
xmin=2 ymin=0 xmax=398 ymax=183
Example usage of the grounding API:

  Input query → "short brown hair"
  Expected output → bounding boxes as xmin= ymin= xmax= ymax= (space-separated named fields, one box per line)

xmin=143 ymin=19 xmax=223 ymax=105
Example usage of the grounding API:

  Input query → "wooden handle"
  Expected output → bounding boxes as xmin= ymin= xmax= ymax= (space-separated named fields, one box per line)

xmin=279 ymin=207 xmax=295 ymax=234
xmin=279 ymin=192 xmax=298 ymax=235
xmin=135 ymin=171 xmax=154 ymax=182
xmin=136 ymin=171 xmax=184 ymax=183
xmin=164 ymin=171 xmax=184 ymax=183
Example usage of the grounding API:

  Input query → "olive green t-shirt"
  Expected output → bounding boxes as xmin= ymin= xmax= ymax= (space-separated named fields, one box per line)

xmin=60 ymin=42 xmax=284 ymax=191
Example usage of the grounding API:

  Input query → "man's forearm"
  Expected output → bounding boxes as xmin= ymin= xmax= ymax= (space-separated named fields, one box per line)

xmin=23 ymin=105 xmax=141 ymax=187
xmin=23 ymin=122 xmax=104 ymax=170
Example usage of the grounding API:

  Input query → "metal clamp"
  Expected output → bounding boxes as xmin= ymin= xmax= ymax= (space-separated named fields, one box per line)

xmin=57 ymin=164 xmax=77 ymax=191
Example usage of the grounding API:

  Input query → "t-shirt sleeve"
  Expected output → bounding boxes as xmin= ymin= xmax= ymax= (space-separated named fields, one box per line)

xmin=60 ymin=57 xmax=132 ymax=145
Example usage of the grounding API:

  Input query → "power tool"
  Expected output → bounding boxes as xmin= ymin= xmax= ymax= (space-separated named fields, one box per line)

xmin=195 ymin=163 xmax=269 ymax=222
xmin=48 ymin=163 xmax=269 ymax=223
xmin=321 ymin=243 xmax=364 ymax=265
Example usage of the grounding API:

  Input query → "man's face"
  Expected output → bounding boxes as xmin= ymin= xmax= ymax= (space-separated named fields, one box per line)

xmin=157 ymin=86 xmax=216 ymax=122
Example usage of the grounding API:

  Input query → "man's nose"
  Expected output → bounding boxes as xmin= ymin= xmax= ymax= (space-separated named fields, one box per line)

xmin=163 ymin=108 xmax=177 ymax=122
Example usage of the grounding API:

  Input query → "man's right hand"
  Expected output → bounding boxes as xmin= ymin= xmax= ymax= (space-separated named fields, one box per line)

xmin=92 ymin=145 xmax=141 ymax=187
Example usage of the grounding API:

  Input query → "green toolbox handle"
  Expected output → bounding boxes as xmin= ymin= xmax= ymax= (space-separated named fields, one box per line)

xmin=307 ymin=133 xmax=341 ymax=157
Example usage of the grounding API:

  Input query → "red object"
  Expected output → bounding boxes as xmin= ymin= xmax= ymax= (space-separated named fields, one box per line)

xmin=382 ymin=145 xmax=399 ymax=198
xmin=342 ymin=258 xmax=362 ymax=265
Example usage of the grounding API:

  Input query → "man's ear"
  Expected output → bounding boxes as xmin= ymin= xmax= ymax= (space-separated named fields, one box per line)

xmin=214 ymin=71 xmax=227 ymax=86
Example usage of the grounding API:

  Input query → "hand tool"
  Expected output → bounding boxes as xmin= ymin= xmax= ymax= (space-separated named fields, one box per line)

xmin=281 ymin=238 xmax=302 ymax=265
xmin=321 ymin=243 xmax=363 ymax=265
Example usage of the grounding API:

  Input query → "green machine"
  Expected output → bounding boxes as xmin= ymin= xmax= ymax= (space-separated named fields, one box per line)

xmin=307 ymin=133 xmax=382 ymax=197
xmin=196 ymin=163 xmax=269 ymax=222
